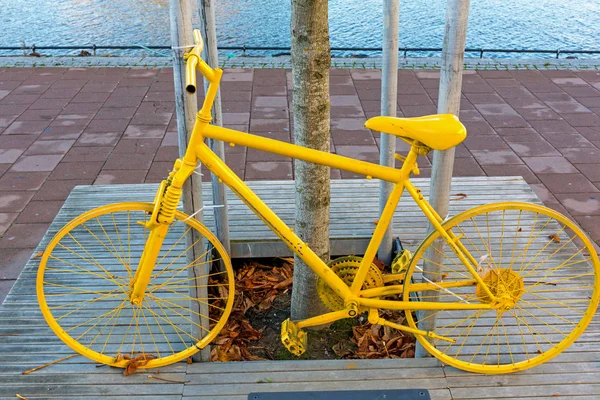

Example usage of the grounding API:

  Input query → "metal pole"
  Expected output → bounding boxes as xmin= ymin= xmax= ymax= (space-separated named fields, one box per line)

xmin=198 ymin=0 xmax=231 ymax=256
xmin=377 ymin=0 xmax=400 ymax=266
xmin=415 ymin=0 xmax=470 ymax=358
xmin=168 ymin=0 xmax=210 ymax=362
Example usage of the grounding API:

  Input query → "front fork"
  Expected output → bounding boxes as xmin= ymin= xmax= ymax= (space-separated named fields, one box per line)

xmin=129 ymin=157 xmax=196 ymax=305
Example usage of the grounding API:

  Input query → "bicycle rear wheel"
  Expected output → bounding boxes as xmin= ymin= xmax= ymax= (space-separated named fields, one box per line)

xmin=37 ymin=202 xmax=234 ymax=369
xmin=403 ymin=202 xmax=600 ymax=373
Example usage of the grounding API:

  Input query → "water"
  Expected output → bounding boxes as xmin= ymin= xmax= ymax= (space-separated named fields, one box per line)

xmin=1 ymin=0 xmax=600 ymax=58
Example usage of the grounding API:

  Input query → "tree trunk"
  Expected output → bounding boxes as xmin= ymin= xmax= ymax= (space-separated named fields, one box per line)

xmin=290 ymin=0 xmax=331 ymax=321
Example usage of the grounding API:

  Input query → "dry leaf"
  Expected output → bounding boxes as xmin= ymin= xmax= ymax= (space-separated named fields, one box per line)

xmin=548 ymin=234 xmax=561 ymax=243
xmin=450 ymin=193 xmax=468 ymax=201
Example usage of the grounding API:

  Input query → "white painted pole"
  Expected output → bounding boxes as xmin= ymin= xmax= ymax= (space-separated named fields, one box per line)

xmin=198 ymin=0 xmax=231 ymax=256
xmin=168 ymin=0 xmax=210 ymax=362
xmin=415 ymin=0 xmax=470 ymax=358
xmin=378 ymin=0 xmax=400 ymax=266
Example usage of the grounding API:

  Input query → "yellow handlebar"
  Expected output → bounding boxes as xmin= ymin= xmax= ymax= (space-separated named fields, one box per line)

xmin=184 ymin=29 xmax=219 ymax=94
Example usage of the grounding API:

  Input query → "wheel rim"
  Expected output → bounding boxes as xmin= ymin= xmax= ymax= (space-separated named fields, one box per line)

xmin=403 ymin=203 xmax=600 ymax=373
xmin=37 ymin=202 xmax=234 ymax=368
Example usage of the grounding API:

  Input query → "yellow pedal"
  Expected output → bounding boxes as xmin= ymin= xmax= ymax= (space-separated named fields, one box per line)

xmin=281 ymin=319 xmax=307 ymax=356
xmin=391 ymin=249 xmax=413 ymax=274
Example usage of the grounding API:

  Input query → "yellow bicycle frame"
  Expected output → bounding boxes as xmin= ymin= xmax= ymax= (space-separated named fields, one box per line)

xmin=130 ymin=33 xmax=497 ymax=317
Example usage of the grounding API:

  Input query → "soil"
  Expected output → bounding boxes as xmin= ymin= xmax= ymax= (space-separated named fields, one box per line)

xmin=212 ymin=257 xmax=416 ymax=362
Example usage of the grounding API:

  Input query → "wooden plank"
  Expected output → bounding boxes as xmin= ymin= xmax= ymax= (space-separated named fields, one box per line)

xmin=53 ymin=177 xmax=539 ymax=258
xmin=1 ymin=176 xmax=598 ymax=400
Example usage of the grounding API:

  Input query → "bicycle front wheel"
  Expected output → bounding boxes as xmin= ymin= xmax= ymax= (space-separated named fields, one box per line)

xmin=403 ymin=202 xmax=600 ymax=374
xmin=37 ymin=202 xmax=234 ymax=369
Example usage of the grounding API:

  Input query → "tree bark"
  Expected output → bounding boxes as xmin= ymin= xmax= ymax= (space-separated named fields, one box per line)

xmin=290 ymin=0 xmax=331 ymax=321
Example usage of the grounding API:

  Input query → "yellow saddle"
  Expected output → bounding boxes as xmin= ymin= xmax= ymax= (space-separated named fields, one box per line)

xmin=364 ymin=114 xmax=467 ymax=151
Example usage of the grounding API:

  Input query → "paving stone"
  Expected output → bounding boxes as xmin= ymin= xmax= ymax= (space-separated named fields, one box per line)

xmin=246 ymin=147 xmax=288 ymax=162
xmin=452 ymin=157 xmax=485 ymax=176
xmin=0 ymin=191 xmax=35 ymax=213
xmin=245 ymin=161 xmax=293 ymax=181
xmin=503 ymin=97 xmax=546 ymax=109
xmin=555 ymin=193 xmax=600 ymax=216
xmin=52 ymin=113 xmax=94 ymax=127
xmin=62 ymin=102 xmax=104 ymax=114
xmin=3 ymin=120 xmax=49 ymax=135
xmin=85 ymin=118 xmax=130 ymax=133
xmin=462 ymin=120 xmax=496 ymax=136
xmin=528 ymin=120 xmax=578 ymax=134
xmin=506 ymin=141 xmax=561 ymax=157
xmin=0 ymin=223 xmax=49 ymax=248
xmin=0 ymin=213 xmax=18 ymax=237
xmin=330 ymin=95 xmax=362 ymax=107
xmin=130 ymin=112 xmax=172 ymax=126
xmin=522 ymin=156 xmax=578 ymax=174
xmin=537 ymin=173 xmax=599 ymax=194
xmin=103 ymin=96 xmax=143 ymax=108
xmin=529 ymin=183 xmax=557 ymax=203
xmin=249 ymin=119 xmax=289 ymax=132
xmin=48 ymin=161 xmax=104 ymax=180
xmin=0 ymin=247 xmax=34 ymax=280
xmin=61 ymin=146 xmax=113 ymax=162
xmin=24 ymin=140 xmax=75 ymax=156
xmin=0 ymin=115 xmax=19 ymax=128
xmin=75 ymin=132 xmax=121 ymax=147
xmin=15 ymin=200 xmax=63 ymax=224
xmin=0 ymin=94 xmax=40 ymax=105
xmin=575 ymin=127 xmax=600 ymax=145
xmin=541 ymin=132 xmax=593 ymax=148
xmin=18 ymin=108 xmax=62 ymax=121
xmin=560 ymin=112 xmax=600 ymax=127
xmin=222 ymin=90 xmax=252 ymax=103
xmin=496 ymin=128 xmax=544 ymax=141
xmin=465 ymin=93 xmax=505 ymax=104
xmin=470 ymin=149 xmax=523 ymax=165
xmin=0 ymin=149 xmax=23 ymax=163
xmin=335 ymin=145 xmax=380 ymax=163
xmin=516 ymin=107 xmax=562 ymax=120
xmin=154 ymin=146 xmax=179 ymax=162
xmin=484 ymin=115 xmax=530 ymax=129
xmin=103 ymin=152 xmax=153 ymax=170
xmin=575 ymin=164 xmax=600 ymax=183
xmin=10 ymin=154 xmax=63 ymax=172
xmin=562 ymin=85 xmax=600 ymax=98
xmin=573 ymin=215 xmax=600 ymax=242
xmin=0 ymin=171 xmax=50 ymax=191
xmin=32 ymin=179 xmax=93 ymax=201
xmin=40 ymin=87 xmax=80 ymax=99
xmin=123 ymin=125 xmax=167 ymax=139
xmin=145 ymin=161 xmax=176 ymax=182
xmin=545 ymin=100 xmax=591 ymax=114
xmin=38 ymin=125 xmax=85 ymax=140
xmin=464 ymin=136 xmax=509 ymax=151
xmin=481 ymin=164 xmax=540 ymax=184
xmin=95 ymin=169 xmax=149 ymax=184
xmin=560 ymin=147 xmax=600 ymax=164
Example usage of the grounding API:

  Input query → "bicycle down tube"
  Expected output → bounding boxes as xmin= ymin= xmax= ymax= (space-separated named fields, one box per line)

xmin=191 ymin=123 xmax=493 ymax=312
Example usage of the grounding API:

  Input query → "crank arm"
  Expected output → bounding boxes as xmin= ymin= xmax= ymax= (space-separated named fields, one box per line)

xmin=368 ymin=309 xmax=455 ymax=343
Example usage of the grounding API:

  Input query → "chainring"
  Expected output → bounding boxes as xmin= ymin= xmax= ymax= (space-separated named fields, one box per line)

xmin=316 ymin=256 xmax=384 ymax=312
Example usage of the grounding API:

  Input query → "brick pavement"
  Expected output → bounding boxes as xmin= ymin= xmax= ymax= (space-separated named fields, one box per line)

xmin=1 ymin=66 xmax=600 ymax=301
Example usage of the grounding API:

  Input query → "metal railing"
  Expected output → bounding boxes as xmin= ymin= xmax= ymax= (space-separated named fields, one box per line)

xmin=1 ymin=44 xmax=600 ymax=59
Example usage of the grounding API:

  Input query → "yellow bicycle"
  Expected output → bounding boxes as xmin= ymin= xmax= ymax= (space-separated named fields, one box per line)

xmin=37 ymin=31 xmax=600 ymax=374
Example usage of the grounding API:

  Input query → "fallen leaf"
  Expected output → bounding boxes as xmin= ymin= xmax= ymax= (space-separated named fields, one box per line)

xmin=548 ymin=233 xmax=561 ymax=243
xmin=450 ymin=193 xmax=468 ymax=201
